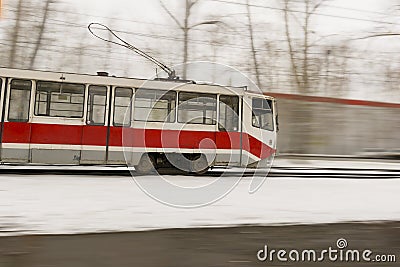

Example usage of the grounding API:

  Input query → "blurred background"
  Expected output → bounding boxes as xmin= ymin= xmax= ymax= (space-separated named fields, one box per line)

xmin=1 ymin=0 xmax=400 ymax=157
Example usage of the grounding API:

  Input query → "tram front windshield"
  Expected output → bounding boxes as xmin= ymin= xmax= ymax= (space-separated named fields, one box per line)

xmin=252 ymin=98 xmax=274 ymax=131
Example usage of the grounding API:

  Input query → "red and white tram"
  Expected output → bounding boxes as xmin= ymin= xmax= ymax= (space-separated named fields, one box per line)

xmin=0 ymin=67 xmax=277 ymax=174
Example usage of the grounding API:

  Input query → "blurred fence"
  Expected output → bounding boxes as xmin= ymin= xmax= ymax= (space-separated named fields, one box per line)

xmin=269 ymin=93 xmax=400 ymax=156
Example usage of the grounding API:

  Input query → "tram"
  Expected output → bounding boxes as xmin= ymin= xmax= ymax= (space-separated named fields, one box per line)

xmin=0 ymin=67 xmax=277 ymax=174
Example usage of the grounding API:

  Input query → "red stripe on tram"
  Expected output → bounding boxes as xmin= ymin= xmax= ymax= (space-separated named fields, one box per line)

xmin=2 ymin=122 xmax=275 ymax=159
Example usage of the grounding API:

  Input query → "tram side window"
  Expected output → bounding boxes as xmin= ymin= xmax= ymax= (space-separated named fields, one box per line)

xmin=114 ymin=87 xmax=133 ymax=127
xmin=178 ymin=92 xmax=217 ymax=125
xmin=87 ymin=85 xmax=107 ymax=126
xmin=35 ymin=81 xmax=85 ymax=118
xmin=252 ymin=98 xmax=274 ymax=131
xmin=134 ymin=89 xmax=176 ymax=123
xmin=8 ymin=79 xmax=32 ymax=122
xmin=219 ymin=95 xmax=239 ymax=132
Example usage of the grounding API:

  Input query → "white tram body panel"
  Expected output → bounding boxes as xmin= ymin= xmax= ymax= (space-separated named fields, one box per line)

xmin=0 ymin=68 xmax=277 ymax=171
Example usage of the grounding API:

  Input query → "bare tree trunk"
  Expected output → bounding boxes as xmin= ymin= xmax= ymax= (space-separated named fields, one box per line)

xmin=246 ymin=0 xmax=261 ymax=88
xmin=77 ymin=46 xmax=85 ymax=73
xmin=324 ymin=49 xmax=330 ymax=94
xmin=29 ymin=0 xmax=52 ymax=69
xmin=303 ymin=0 xmax=310 ymax=92
xmin=334 ymin=45 xmax=349 ymax=96
xmin=160 ymin=0 xmax=222 ymax=80
xmin=101 ymin=21 xmax=113 ymax=71
xmin=283 ymin=0 xmax=301 ymax=90
xmin=283 ymin=0 xmax=326 ymax=94
xmin=9 ymin=0 xmax=23 ymax=68
xmin=182 ymin=0 xmax=190 ymax=79
xmin=263 ymin=42 xmax=281 ymax=90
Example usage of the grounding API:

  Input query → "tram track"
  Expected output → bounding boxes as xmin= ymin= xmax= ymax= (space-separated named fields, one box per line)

xmin=207 ymin=167 xmax=400 ymax=179
xmin=0 ymin=165 xmax=399 ymax=179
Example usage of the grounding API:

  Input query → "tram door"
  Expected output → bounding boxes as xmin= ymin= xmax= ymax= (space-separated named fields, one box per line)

xmin=81 ymin=85 xmax=109 ymax=164
xmin=215 ymin=95 xmax=241 ymax=166
xmin=1 ymin=79 xmax=32 ymax=163
xmin=106 ymin=87 xmax=133 ymax=164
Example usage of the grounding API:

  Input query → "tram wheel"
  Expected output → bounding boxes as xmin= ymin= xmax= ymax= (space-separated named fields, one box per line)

xmin=135 ymin=153 xmax=156 ymax=174
xmin=190 ymin=154 xmax=210 ymax=175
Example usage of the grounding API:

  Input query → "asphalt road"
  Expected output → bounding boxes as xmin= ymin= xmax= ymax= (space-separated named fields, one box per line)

xmin=0 ymin=222 xmax=399 ymax=267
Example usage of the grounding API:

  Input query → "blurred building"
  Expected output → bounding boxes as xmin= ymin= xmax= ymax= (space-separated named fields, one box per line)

xmin=269 ymin=93 xmax=400 ymax=156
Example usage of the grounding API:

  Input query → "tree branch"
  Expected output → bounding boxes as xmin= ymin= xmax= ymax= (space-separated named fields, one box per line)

xmin=189 ymin=20 xmax=224 ymax=29
xmin=355 ymin=33 xmax=400 ymax=40
xmin=311 ymin=0 xmax=327 ymax=14
xmin=160 ymin=0 xmax=183 ymax=29
xmin=283 ymin=0 xmax=301 ymax=89
xmin=30 ymin=0 xmax=52 ymax=68
xmin=289 ymin=12 xmax=305 ymax=31
xmin=188 ymin=0 xmax=200 ymax=9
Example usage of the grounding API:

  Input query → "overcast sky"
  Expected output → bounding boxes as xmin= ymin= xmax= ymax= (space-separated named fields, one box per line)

xmin=73 ymin=0 xmax=392 ymax=31
xmin=1 ymin=0 xmax=398 ymax=101
xmin=68 ymin=0 xmax=398 ymax=100
xmin=66 ymin=0 xmax=398 ymax=58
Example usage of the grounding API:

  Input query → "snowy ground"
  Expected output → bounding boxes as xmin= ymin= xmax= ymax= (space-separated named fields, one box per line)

xmin=1 ymin=159 xmax=400 ymax=236
xmin=273 ymin=157 xmax=400 ymax=170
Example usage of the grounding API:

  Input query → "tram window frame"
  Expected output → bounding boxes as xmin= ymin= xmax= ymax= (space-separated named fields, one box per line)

xmin=113 ymin=87 xmax=133 ymax=127
xmin=133 ymin=88 xmax=176 ymax=123
xmin=219 ymin=95 xmax=239 ymax=132
xmin=34 ymin=81 xmax=85 ymax=118
xmin=8 ymin=79 xmax=32 ymax=122
xmin=86 ymin=85 xmax=107 ymax=126
xmin=252 ymin=97 xmax=274 ymax=131
xmin=178 ymin=92 xmax=217 ymax=125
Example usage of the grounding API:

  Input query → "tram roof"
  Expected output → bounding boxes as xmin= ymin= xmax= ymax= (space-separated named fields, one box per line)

xmin=0 ymin=67 xmax=263 ymax=97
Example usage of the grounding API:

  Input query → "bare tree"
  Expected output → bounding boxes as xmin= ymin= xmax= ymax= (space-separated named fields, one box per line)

xmin=160 ymin=0 xmax=223 ymax=79
xmin=208 ymin=26 xmax=225 ymax=83
xmin=353 ymin=34 xmax=400 ymax=94
xmin=262 ymin=40 xmax=283 ymax=91
xmin=384 ymin=61 xmax=400 ymax=92
xmin=246 ymin=0 xmax=261 ymax=88
xmin=282 ymin=0 xmax=327 ymax=94
xmin=29 ymin=0 xmax=54 ymax=68
xmin=319 ymin=44 xmax=349 ymax=96
xmin=76 ymin=31 xmax=89 ymax=73
xmin=9 ymin=0 xmax=24 ymax=68
xmin=5 ymin=0 xmax=60 ymax=69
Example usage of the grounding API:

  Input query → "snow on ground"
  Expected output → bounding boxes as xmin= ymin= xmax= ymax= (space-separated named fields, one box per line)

xmin=273 ymin=157 xmax=400 ymax=170
xmin=1 ymin=166 xmax=400 ymax=236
